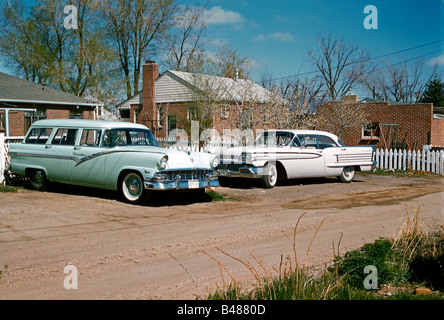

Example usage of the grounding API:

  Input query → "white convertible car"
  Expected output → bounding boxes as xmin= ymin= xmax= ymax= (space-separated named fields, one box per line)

xmin=216 ymin=129 xmax=376 ymax=188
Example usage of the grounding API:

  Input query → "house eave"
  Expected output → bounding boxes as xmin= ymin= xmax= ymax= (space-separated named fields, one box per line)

xmin=0 ymin=98 xmax=102 ymax=107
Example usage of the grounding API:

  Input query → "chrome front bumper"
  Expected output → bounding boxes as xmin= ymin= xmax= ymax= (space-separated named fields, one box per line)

xmin=216 ymin=165 xmax=265 ymax=179
xmin=144 ymin=170 xmax=219 ymax=190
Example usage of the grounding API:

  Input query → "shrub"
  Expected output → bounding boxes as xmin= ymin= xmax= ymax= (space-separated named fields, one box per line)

xmin=335 ymin=238 xmax=410 ymax=289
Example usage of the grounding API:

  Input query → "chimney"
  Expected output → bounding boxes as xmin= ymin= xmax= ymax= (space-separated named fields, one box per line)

xmin=342 ymin=92 xmax=358 ymax=104
xmin=140 ymin=60 xmax=159 ymax=131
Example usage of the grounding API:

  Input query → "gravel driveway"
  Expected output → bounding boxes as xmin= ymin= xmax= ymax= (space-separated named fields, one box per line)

xmin=0 ymin=173 xmax=443 ymax=299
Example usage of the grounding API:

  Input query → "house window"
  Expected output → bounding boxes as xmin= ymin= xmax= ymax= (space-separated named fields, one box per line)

xmin=70 ymin=109 xmax=83 ymax=119
xmin=0 ymin=112 xmax=5 ymax=128
xmin=167 ymin=115 xmax=176 ymax=133
xmin=188 ymin=106 xmax=198 ymax=120
xmin=25 ymin=110 xmax=46 ymax=132
xmin=362 ymin=123 xmax=380 ymax=139
xmin=220 ymin=105 xmax=229 ymax=118
xmin=120 ymin=109 xmax=130 ymax=120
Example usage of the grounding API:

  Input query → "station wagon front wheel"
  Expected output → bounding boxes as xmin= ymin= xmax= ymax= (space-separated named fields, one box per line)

xmin=120 ymin=172 xmax=148 ymax=204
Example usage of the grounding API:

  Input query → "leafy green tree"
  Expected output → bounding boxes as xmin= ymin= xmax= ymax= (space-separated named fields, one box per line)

xmin=0 ymin=0 xmax=115 ymax=100
xmin=419 ymin=77 xmax=444 ymax=107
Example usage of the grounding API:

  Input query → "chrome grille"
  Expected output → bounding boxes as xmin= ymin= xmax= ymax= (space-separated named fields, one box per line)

xmin=163 ymin=169 xmax=213 ymax=181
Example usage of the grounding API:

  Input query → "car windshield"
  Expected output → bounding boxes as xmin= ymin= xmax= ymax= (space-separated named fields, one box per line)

xmin=102 ymin=129 xmax=161 ymax=147
xmin=254 ymin=131 xmax=295 ymax=146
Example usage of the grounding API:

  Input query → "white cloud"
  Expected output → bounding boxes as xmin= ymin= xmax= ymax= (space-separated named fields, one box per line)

xmin=427 ymin=54 xmax=444 ymax=66
xmin=253 ymin=32 xmax=295 ymax=43
xmin=203 ymin=6 xmax=246 ymax=26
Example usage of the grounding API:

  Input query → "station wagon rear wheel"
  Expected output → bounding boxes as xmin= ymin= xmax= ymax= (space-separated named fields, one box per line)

xmin=29 ymin=169 xmax=47 ymax=191
xmin=338 ymin=166 xmax=355 ymax=183
xmin=262 ymin=163 xmax=278 ymax=189
xmin=120 ymin=172 xmax=148 ymax=204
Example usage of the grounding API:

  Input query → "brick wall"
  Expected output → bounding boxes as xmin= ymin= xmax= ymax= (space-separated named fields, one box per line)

xmin=46 ymin=109 xmax=70 ymax=119
xmin=5 ymin=106 xmax=95 ymax=136
xmin=316 ymin=102 xmax=435 ymax=149
xmin=431 ymin=118 xmax=444 ymax=147
xmin=8 ymin=111 xmax=25 ymax=136
xmin=157 ymin=102 xmax=189 ymax=139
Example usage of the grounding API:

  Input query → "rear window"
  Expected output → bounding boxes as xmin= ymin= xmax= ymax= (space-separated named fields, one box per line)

xmin=80 ymin=129 xmax=102 ymax=147
xmin=51 ymin=128 xmax=78 ymax=145
xmin=25 ymin=128 xmax=53 ymax=144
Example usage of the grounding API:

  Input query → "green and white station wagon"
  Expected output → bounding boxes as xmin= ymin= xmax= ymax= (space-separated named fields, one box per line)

xmin=8 ymin=119 xmax=219 ymax=204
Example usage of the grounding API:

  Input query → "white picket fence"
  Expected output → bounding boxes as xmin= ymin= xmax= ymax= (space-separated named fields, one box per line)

xmin=157 ymin=138 xmax=233 ymax=154
xmin=375 ymin=148 xmax=444 ymax=175
xmin=1 ymin=133 xmax=443 ymax=185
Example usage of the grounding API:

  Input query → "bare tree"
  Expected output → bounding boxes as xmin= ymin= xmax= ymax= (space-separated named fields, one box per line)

xmin=163 ymin=4 xmax=208 ymax=72
xmin=210 ymin=44 xmax=252 ymax=79
xmin=186 ymin=71 xmax=316 ymax=138
xmin=362 ymin=58 xmax=437 ymax=103
xmin=308 ymin=35 xmax=371 ymax=100
xmin=316 ymin=100 xmax=369 ymax=139
xmin=99 ymin=0 xmax=176 ymax=98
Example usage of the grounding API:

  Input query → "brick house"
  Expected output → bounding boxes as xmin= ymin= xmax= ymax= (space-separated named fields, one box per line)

xmin=0 ymin=72 xmax=102 ymax=136
xmin=116 ymin=61 xmax=278 ymax=140
xmin=316 ymin=94 xmax=444 ymax=150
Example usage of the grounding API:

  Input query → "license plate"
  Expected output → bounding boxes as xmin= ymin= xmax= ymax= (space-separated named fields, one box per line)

xmin=188 ymin=180 xmax=200 ymax=189
xmin=219 ymin=169 xmax=228 ymax=176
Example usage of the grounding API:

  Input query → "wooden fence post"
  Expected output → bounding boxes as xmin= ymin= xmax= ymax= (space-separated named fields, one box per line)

xmin=0 ymin=133 xmax=5 ymax=184
xmin=440 ymin=151 xmax=444 ymax=175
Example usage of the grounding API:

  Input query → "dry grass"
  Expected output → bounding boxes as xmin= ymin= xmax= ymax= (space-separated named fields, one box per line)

xmin=202 ymin=180 xmax=443 ymax=300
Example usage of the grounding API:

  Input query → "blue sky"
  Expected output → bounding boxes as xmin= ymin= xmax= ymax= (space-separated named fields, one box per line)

xmin=2 ymin=0 xmax=443 ymax=94
xmin=192 ymin=0 xmax=443 ymax=83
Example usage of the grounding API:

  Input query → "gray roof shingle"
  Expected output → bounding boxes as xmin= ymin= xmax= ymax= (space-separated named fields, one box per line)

xmin=0 ymin=72 xmax=99 ymax=107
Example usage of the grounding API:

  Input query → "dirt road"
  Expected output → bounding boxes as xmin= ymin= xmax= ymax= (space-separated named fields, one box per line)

xmin=0 ymin=173 xmax=443 ymax=300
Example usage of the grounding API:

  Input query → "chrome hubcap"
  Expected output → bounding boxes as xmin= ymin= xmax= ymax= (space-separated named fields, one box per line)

xmin=33 ymin=171 xmax=44 ymax=184
xmin=268 ymin=166 xmax=277 ymax=185
xmin=123 ymin=173 xmax=143 ymax=201
xmin=128 ymin=179 xmax=141 ymax=196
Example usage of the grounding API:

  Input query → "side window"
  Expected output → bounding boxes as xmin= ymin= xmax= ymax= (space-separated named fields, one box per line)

xmin=51 ymin=128 xmax=78 ymax=145
xmin=102 ymin=130 xmax=128 ymax=147
xmin=276 ymin=132 xmax=294 ymax=146
xmin=25 ymin=128 xmax=53 ymax=144
xmin=298 ymin=135 xmax=318 ymax=149
xmin=80 ymin=129 xmax=102 ymax=147
xmin=317 ymin=135 xmax=338 ymax=149
xmin=291 ymin=136 xmax=301 ymax=147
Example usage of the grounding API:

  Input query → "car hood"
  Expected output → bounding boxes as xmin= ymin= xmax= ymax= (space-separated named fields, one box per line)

xmin=163 ymin=148 xmax=216 ymax=170
xmin=123 ymin=146 xmax=216 ymax=170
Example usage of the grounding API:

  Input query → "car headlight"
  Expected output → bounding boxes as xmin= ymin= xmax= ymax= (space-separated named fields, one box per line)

xmin=211 ymin=156 xmax=219 ymax=168
xmin=159 ymin=156 xmax=168 ymax=169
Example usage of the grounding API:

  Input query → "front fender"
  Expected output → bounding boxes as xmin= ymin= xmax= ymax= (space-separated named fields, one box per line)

xmin=252 ymin=160 xmax=270 ymax=168
xmin=105 ymin=166 xmax=158 ymax=190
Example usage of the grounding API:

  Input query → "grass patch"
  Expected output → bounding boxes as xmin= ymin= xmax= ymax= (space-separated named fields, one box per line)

xmin=207 ymin=190 xmax=240 ymax=202
xmin=0 ymin=184 xmax=22 ymax=193
xmin=361 ymin=168 xmax=439 ymax=177
xmin=204 ymin=206 xmax=444 ymax=300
